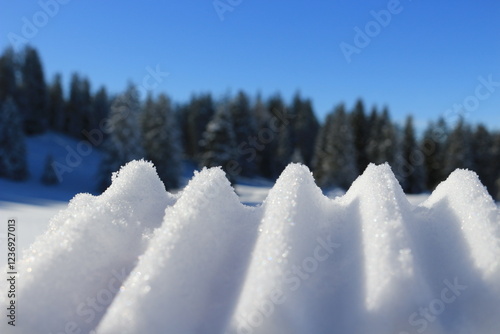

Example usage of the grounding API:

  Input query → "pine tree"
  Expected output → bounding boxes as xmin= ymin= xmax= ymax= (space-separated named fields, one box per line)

xmin=41 ymin=154 xmax=59 ymax=185
xmin=79 ymin=78 xmax=92 ymax=136
xmin=366 ymin=107 xmax=381 ymax=164
xmin=444 ymin=118 xmax=474 ymax=175
xmin=98 ymin=83 xmax=144 ymax=191
xmin=492 ymin=132 xmax=500 ymax=201
xmin=185 ymin=94 xmax=215 ymax=161
xmin=472 ymin=124 xmax=495 ymax=195
xmin=47 ymin=73 xmax=65 ymax=131
xmin=422 ymin=118 xmax=448 ymax=190
xmin=366 ymin=107 xmax=398 ymax=167
xmin=350 ymin=98 xmax=369 ymax=173
xmin=0 ymin=47 xmax=18 ymax=104
xmin=265 ymin=94 xmax=288 ymax=178
xmin=399 ymin=115 xmax=426 ymax=193
xmin=313 ymin=104 xmax=357 ymax=189
xmin=228 ymin=91 xmax=258 ymax=176
xmin=65 ymin=74 xmax=93 ymax=138
xmin=312 ymin=113 xmax=334 ymax=183
xmin=252 ymin=93 xmax=273 ymax=177
xmin=0 ymin=98 xmax=28 ymax=180
xmin=91 ymin=86 xmax=110 ymax=132
xmin=199 ymin=106 xmax=237 ymax=182
xmin=20 ymin=46 xmax=47 ymax=134
xmin=292 ymin=93 xmax=319 ymax=168
xmin=141 ymin=93 xmax=182 ymax=190
xmin=65 ymin=73 xmax=82 ymax=136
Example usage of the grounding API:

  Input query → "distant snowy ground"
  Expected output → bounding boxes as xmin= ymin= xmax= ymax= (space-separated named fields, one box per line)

xmin=0 ymin=158 xmax=499 ymax=334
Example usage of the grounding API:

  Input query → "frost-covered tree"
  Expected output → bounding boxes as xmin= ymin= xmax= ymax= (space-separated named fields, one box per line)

xmin=141 ymin=93 xmax=182 ymax=190
xmin=98 ymin=83 xmax=144 ymax=191
xmin=399 ymin=116 xmax=426 ymax=193
xmin=47 ymin=73 xmax=65 ymax=131
xmin=313 ymin=104 xmax=357 ymax=189
xmin=20 ymin=46 xmax=47 ymax=134
xmin=229 ymin=91 xmax=258 ymax=176
xmin=41 ymin=154 xmax=59 ymax=185
xmin=0 ymin=98 xmax=28 ymax=180
xmin=199 ymin=106 xmax=237 ymax=182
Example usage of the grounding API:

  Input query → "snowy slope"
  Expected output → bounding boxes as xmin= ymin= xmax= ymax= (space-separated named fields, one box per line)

xmin=1 ymin=161 xmax=499 ymax=334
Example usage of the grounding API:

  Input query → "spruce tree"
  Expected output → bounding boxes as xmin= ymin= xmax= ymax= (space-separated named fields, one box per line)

xmin=20 ymin=46 xmax=47 ymax=134
xmin=265 ymin=94 xmax=288 ymax=178
xmin=422 ymin=118 xmax=448 ymax=190
xmin=0 ymin=98 xmax=28 ymax=180
xmin=185 ymin=94 xmax=215 ymax=161
xmin=444 ymin=118 xmax=474 ymax=175
xmin=92 ymin=86 xmax=110 ymax=133
xmin=313 ymin=104 xmax=357 ymax=189
xmin=0 ymin=47 xmax=18 ymax=104
xmin=229 ymin=91 xmax=258 ymax=176
xmin=252 ymin=93 xmax=273 ymax=177
xmin=312 ymin=113 xmax=334 ymax=184
xmin=350 ymin=98 xmax=369 ymax=173
xmin=292 ymin=93 xmax=319 ymax=168
xmin=472 ymin=124 xmax=495 ymax=195
xmin=366 ymin=107 xmax=398 ymax=166
xmin=79 ymin=78 xmax=92 ymax=135
xmin=492 ymin=132 xmax=500 ymax=201
xmin=399 ymin=116 xmax=426 ymax=193
xmin=199 ymin=106 xmax=237 ymax=182
xmin=47 ymin=74 xmax=65 ymax=131
xmin=141 ymin=93 xmax=182 ymax=190
xmin=65 ymin=73 xmax=82 ymax=136
xmin=98 ymin=83 xmax=144 ymax=191
xmin=65 ymin=74 xmax=92 ymax=138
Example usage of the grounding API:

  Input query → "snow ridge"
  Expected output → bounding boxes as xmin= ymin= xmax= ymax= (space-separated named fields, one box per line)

xmin=2 ymin=161 xmax=499 ymax=334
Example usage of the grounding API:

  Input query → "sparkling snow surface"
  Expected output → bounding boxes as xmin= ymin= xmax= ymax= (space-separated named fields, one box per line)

xmin=1 ymin=160 xmax=499 ymax=334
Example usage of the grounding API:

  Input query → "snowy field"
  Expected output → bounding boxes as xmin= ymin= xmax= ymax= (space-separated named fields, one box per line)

xmin=0 ymin=133 xmax=499 ymax=334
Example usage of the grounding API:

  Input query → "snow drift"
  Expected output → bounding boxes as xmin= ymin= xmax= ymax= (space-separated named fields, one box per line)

xmin=1 ymin=160 xmax=499 ymax=334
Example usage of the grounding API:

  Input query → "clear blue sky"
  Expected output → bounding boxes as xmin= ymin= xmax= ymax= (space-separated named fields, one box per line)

xmin=1 ymin=0 xmax=499 ymax=129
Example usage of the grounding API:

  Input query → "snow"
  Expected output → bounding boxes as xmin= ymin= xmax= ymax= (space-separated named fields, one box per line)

xmin=1 ymin=160 xmax=174 ymax=334
xmin=1 ymin=161 xmax=499 ymax=334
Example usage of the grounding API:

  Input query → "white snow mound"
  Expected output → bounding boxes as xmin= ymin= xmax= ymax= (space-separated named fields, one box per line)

xmin=2 ymin=162 xmax=499 ymax=334
xmin=0 ymin=160 xmax=175 ymax=334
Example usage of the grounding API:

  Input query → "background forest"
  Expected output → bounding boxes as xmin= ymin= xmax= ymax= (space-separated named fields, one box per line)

xmin=1 ymin=46 xmax=499 ymax=200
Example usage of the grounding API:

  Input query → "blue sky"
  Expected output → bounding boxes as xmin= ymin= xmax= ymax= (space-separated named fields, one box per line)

xmin=1 ymin=0 xmax=499 ymax=129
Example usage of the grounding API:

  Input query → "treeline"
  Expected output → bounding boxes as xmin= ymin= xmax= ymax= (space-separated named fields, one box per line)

xmin=1 ymin=46 xmax=500 ymax=200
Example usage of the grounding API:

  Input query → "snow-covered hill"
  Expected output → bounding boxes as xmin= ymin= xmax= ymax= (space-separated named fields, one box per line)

xmin=1 ymin=160 xmax=499 ymax=334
